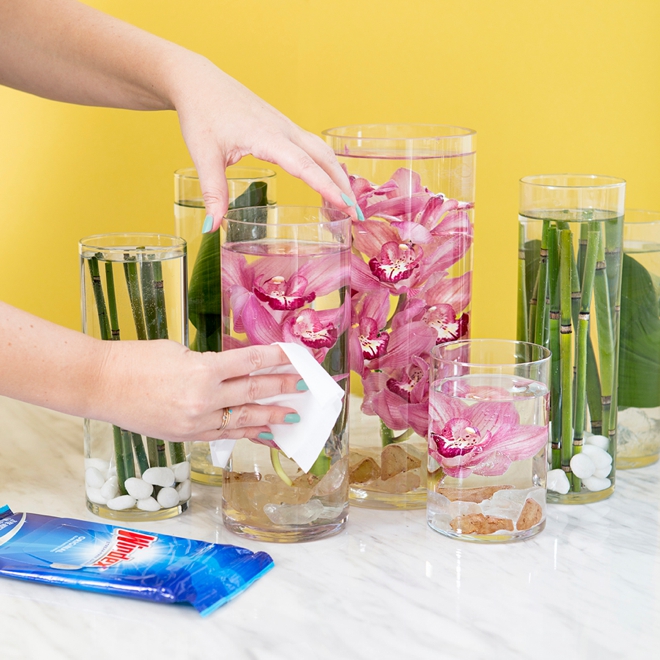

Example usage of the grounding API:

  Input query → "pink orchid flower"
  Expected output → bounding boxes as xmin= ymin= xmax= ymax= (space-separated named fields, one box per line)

xmin=361 ymin=357 xmax=430 ymax=437
xmin=428 ymin=386 xmax=548 ymax=478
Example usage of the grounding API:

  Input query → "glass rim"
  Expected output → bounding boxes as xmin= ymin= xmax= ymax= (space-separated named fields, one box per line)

xmin=520 ymin=173 xmax=626 ymax=190
xmin=431 ymin=338 xmax=551 ymax=368
xmin=174 ymin=166 xmax=277 ymax=181
xmin=321 ymin=123 xmax=477 ymax=140
xmin=223 ymin=205 xmax=352 ymax=228
xmin=79 ymin=232 xmax=186 ymax=252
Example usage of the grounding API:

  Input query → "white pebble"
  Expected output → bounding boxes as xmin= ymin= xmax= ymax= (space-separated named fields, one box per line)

xmin=84 ymin=458 xmax=110 ymax=474
xmin=580 ymin=444 xmax=613 ymax=469
xmin=137 ymin=497 xmax=161 ymax=512
xmin=173 ymin=461 xmax=191 ymax=483
xmin=86 ymin=487 xmax=107 ymax=505
xmin=176 ymin=479 xmax=191 ymax=503
xmin=547 ymin=468 xmax=571 ymax=494
xmin=85 ymin=467 xmax=106 ymax=489
xmin=585 ymin=434 xmax=609 ymax=451
xmin=142 ymin=467 xmax=175 ymax=488
xmin=593 ymin=464 xmax=612 ymax=479
xmin=583 ymin=476 xmax=611 ymax=492
xmin=570 ymin=453 xmax=596 ymax=479
xmin=100 ymin=477 xmax=119 ymax=501
xmin=124 ymin=477 xmax=153 ymax=500
xmin=107 ymin=495 xmax=137 ymax=511
xmin=157 ymin=487 xmax=180 ymax=508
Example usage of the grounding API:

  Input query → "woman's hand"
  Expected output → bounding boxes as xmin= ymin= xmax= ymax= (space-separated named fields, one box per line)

xmin=98 ymin=340 xmax=303 ymax=444
xmin=169 ymin=53 xmax=356 ymax=230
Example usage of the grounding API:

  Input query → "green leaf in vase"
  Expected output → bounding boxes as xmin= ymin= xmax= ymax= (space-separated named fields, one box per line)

xmin=617 ymin=253 xmax=660 ymax=408
xmin=188 ymin=181 xmax=269 ymax=352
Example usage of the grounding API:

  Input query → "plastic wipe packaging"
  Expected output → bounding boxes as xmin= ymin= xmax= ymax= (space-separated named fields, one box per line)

xmin=0 ymin=505 xmax=273 ymax=616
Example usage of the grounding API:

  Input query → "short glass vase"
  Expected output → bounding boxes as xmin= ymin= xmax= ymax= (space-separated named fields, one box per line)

xmin=174 ymin=165 xmax=276 ymax=486
xmin=220 ymin=206 xmax=351 ymax=542
xmin=428 ymin=339 xmax=550 ymax=542
xmin=323 ymin=123 xmax=476 ymax=510
xmin=617 ymin=209 xmax=660 ymax=469
xmin=80 ymin=233 xmax=190 ymax=521
xmin=517 ymin=174 xmax=625 ymax=503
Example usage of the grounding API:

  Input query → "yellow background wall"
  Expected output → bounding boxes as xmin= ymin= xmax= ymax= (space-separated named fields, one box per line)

xmin=1 ymin=0 xmax=659 ymax=338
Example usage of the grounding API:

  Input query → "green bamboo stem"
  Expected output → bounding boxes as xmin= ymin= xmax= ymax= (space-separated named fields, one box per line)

xmin=152 ymin=261 xmax=169 ymax=340
xmin=131 ymin=432 xmax=150 ymax=475
xmin=123 ymin=258 xmax=147 ymax=340
xmin=141 ymin=256 xmax=186 ymax=466
xmin=586 ymin=335 xmax=603 ymax=435
xmin=270 ymin=448 xmax=293 ymax=487
xmin=104 ymin=262 xmax=121 ymax=340
xmin=112 ymin=426 xmax=128 ymax=495
xmin=534 ymin=221 xmax=550 ymax=347
xmin=528 ymin=269 xmax=539 ymax=342
xmin=88 ymin=256 xmax=110 ymax=341
xmin=577 ymin=223 xmax=588 ymax=285
xmin=593 ymin=222 xmax=615 ymax=441
xmin=547 ymin=225 xmax=562 ymax=469
xmin=559 ymin=229 xmax=574 ymax=478
xmin=572 ymin=228 xmax=600 ymax=491
xmin=517 ymin=225 xmax=529 ymax=342
xmin=120 ymin=429 xmax=136 ymax=480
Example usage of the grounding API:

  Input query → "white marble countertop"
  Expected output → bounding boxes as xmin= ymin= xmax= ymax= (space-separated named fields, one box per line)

xmin=1 ymin=395 xmax=659 ymax=660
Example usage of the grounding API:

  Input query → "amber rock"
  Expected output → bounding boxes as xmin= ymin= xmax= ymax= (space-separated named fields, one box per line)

xmin=450 ymin=513 xmax=515 ymax=535
xmin=516 ymin=498 xmax=543 ymax=531
xmin=380 ymin=444 xmax=422 ymax=481
xmin=437 ymin=484 xmax=514 ymax=503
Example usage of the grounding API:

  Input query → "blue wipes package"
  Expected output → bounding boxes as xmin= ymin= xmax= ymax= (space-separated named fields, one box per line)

xmin=0 ymin=505 xmax=273 ymax=616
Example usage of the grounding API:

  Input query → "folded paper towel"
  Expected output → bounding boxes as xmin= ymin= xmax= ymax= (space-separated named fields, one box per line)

xmin=210 ymin=342 xmax=345 ymax=473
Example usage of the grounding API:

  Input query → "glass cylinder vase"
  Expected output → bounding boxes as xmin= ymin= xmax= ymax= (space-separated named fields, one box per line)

xmin=428 ymin=339 xmax=550 ymax=542
xmin=517 ymin=174 xmax=625 ymax=503
xmin=80 ymin=234 xmax=189 ymax=521
xmin=617 ymin=209 xmax=660 ymax=469
xmin=220 ymin=206 xmax=351 ymax=542
xmin=174 ymin=166 xmax=276 ymax=486
xmin=323 ymin=124 xmax=476 ymax=510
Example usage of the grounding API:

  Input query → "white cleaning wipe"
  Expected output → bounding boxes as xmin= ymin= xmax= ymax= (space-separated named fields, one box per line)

xmin=210 ymin=342 xmax=345 ymax=473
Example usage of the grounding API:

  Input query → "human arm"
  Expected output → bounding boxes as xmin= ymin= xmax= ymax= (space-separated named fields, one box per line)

xmin=0 ymin=0 xmax=356 ymax=226
xmin=0 ymin=301 xmax=301 ymax=442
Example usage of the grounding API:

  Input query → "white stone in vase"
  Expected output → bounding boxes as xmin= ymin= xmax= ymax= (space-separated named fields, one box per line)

xmin=570 ymin=453 xmax=596 ymax=479
xmin=176 ymin=479 xmax=191 ymax=503
xmin=142 ymin=467 xmax=175 ymax=488
xmin=85 ymin=467 xmax=106 ymax=489
xmin=124 ymin=477 xmax=153 ymax=500
xmin=157 ymin=487 xmax=179 ymax=508
xmin=137 ymin=497 xmax=161 ymax=512
xmin=173 ymin=462 xmax=191 ymax=483
xmin=107 ymin=495 xmax=136 ymax=510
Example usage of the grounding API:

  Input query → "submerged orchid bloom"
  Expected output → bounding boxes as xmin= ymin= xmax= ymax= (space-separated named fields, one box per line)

xmin=423 ymin=304 xmax=469 ymax=345
xmin=362 ymin=357 xmax=430 ymax=436
xmin=283 ymin=308 xmax=339 ymax=349
xmin=369 ymin=242 xmax=423 ymax=283
xmin=428 ymin=391 xmax=548 ymax=478
xmin=253 ymin=274 xmax=316 ymax=311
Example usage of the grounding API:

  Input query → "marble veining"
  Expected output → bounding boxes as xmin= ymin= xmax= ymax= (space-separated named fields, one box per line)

xmin=1 ymin=395 xmax=659 ymax=660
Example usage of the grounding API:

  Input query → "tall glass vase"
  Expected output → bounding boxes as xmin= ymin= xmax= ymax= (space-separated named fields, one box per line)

xmin=80 ymin=233 xmax=189 ymax=521
xmin=617 ymin=209 xmax=660 ymax=469
xmin=220 ymin=206 xmax=351 ymax=542
xmin=174 ymin=166 xmax=276 ymax=485
xmin=517 ymin=175 xmax=626 ymax=503
xmin=323 ymin=124 xmax=476 ymax=510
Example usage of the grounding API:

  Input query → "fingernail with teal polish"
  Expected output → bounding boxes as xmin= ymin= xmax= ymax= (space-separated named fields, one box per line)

xmin=296 ymin=379 xmax=309 ymax=391
xmin=202 ymin=214 xmax=214 ymax=233
xmin=341 ymin=193 xmax=355 ymax=207
xmin=284 ymin=413 xmax=301 ymax=424
xmin=356 ymin=205 xmax=365 ymax=221
xmin=258 ymin=432 xmax=274 ymax=441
